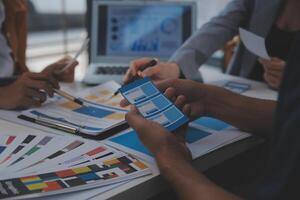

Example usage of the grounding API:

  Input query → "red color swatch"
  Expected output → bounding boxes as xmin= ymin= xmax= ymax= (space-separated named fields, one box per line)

xmin=56 ymin=169 xmax=76 ymax=178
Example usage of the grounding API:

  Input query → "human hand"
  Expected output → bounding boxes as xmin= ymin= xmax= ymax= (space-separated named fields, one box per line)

xmin=0 ymin=72 xmax=59 ymax=109
xmin=121 ymin=79 xmax=213 ymax=120
xmin=258 ymin=57 xmax=286 ymax=89
xmin=43 ymin=56 xmax=78 ymax=83
xmin=123 ymin=57 xmax=181 ymax=84
xmin=125 ymin=105 xmax=192 ymax=163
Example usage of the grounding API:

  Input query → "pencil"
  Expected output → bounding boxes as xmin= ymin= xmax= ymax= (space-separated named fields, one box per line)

xmin=58 ymin=38 xmax=90 ymax=73
xmin=54 ymin=89 xmax=84 ymax=106
xmin=111 ymin=58 xmax=158 ymax=97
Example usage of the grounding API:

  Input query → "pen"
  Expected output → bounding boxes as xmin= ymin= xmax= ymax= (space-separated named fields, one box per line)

xmin=37 ymin=117 xmax=78 ymax=134
xmin=111 ymin=58 xmax=158 ymax=97
xmin=54 ymin=89 xmax=84 ymax=106
xmin=58 ymin=38 xmax=90 ymax=73
xmin=18 ymin=115 xmax=78 ymax=134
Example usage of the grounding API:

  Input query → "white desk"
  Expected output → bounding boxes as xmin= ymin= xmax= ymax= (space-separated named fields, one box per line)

xmin=0 ymin=72 xmax=277 ymax=200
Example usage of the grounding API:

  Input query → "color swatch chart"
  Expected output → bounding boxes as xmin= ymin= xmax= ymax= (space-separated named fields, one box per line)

xmin=119 ymin=77 xmax=189 ymax=131
xmin=0 ymin=133 xmax=151 ymax=199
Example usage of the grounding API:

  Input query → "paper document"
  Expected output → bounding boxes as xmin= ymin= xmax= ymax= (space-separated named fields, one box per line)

xmin=106 ymin=117 xmax=250 ymax=162
xmin=19 ymin=81 xmax=128 ymax=136
xmin=239 ymin=28 xmax=271 ymax=60
xmin=0 ymin=135 xmax=16 ymax=156
xmin=0 ymin=133 xmax=151 ymax=200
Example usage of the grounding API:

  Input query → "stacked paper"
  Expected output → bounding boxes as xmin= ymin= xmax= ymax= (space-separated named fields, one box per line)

xmin=106 ymin=117 xmax=251 ymax=163
xmin=0 ymin=133 xmax=151 ymax=199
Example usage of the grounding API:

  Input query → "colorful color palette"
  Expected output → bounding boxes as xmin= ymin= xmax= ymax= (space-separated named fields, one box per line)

xmin=0 ymin=134 xmax=150 ymax=199
xmin=0 ymin=154 xmax=149 ymax=199
xmin=0 ymin=135 xmax=36 ymax=165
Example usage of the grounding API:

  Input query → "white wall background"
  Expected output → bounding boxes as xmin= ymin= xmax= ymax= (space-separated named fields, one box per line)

xmin=30 ymin=0 xmax=231 ymax=27
xmin=167 ymin=0 xmax=231 ymax=27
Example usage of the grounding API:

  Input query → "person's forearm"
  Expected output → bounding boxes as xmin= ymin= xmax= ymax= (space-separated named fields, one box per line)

xmin=204 ymin=85 xmax=276 ymax=137
xmin=0 ymin=77 xmax=17 ymax=86
xmin=0 ymin=86 xmax=12 ymax=109
xmin=156 ymin=148 xmax=241 ymax=200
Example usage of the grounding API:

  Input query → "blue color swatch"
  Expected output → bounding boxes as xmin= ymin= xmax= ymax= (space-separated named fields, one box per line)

xmin=110 ymin=127 xmax=212 ymax=156
xmin=141 ymin=82 xmax=159 ymax=97
xmin=74 ymin=106 xmax=113 ymax=118
xmin=79 ymin=173 xmax=100 ymax=181
xmin=186 ymin=127 xmax=211 ymax=144
xmin=110 ymin=131 xmax=152 ymax=156
xmin=192 ymin=117 xmax=229 ymax=131
xmin=0 ymin=146 xmax=5 ymax=154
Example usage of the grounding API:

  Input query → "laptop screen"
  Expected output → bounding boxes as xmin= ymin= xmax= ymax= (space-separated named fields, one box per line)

xmin=95 ymin=3 xmax=193 ymax=59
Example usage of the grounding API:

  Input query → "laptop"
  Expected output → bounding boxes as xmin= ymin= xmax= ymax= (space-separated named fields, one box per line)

xmin=83 ymin=0 xmax=197 ymax=85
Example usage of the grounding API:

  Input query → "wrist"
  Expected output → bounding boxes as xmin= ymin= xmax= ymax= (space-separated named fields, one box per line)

xmin=0 ymin=86 xmax=13 ymax=109
xmin=199 ymin=84 xmax=229 ymax=117
xmin=154 ymin=136 xmax=191 ymax=173
xmin=169 ymin=62 xmax=181 ymax=78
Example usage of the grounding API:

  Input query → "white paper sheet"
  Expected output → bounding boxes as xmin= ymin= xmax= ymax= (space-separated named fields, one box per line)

xmin=106 ymin=123 xmax=251 ymax=163
xmin=239 ymin=28 xmax=271 ymax=60
xmin=1 ymin=81 xmax=127 ymax=137
xmin=40 ymin=182 xmax=126 ymax=200
xmin=0 ymin=133 xmax=152 ymax=200
xmin=1 ymin=138 xmax=87 ymax=179
xmin=0 ymin=135 xmax=28 ymax=166
xmin=0 ymin=135 xmax=45 ymax=171
xmin=1 ymin=135 xmax=74 ymax=174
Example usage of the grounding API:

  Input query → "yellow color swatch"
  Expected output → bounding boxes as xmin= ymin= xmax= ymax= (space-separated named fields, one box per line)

xmin=99 ymin=90 xmax=111 ymax=96
xmin=61 ymin=101 xmax=82 ymax=110
xmin=104 ymin=158 xmax=120 ymax=166
xmin=86 ymin=95 xmax=98 ymax=100
xmin=134 ymin=160 xmax=148 ymax=170
xmin=109 ymin=102 xmax=121 ymax=107
xmin=106 ymin=113 xmax=125 ymax=120
xmin=26 ymin=182 xmax=48 ymax=191
xmin=96 ymin=99 xmax=107 ymax=104
xmin=72 ymin=166 xmax=92 ymax=174
xmin=21 ymin=176 xmax=41 ymax=183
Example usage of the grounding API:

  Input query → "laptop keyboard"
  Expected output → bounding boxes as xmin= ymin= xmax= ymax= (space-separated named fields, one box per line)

xmin=96 ymin=66 xmax=129 ymax=75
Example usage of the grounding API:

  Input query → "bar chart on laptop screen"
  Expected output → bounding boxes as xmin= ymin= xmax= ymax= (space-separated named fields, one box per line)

xmin=106 ymin=5 xmax=184 ymax=57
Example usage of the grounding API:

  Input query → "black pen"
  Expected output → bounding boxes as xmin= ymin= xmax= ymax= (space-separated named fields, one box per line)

xmin=111 ymin=58 xmax=158 ymax=98
xmin=54 ymin=89 xmax=85 ymax=106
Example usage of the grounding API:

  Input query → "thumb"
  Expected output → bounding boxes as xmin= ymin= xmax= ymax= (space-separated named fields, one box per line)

xmin=125 ymin=105 xmax=147 ymax=130
xmin=120 ymin=98 xmax=130 ymax=107
xmin=271 ymin=57 xmax=283 ymax=62
xmin=140 ymin=66 xmax=160 ymax=78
